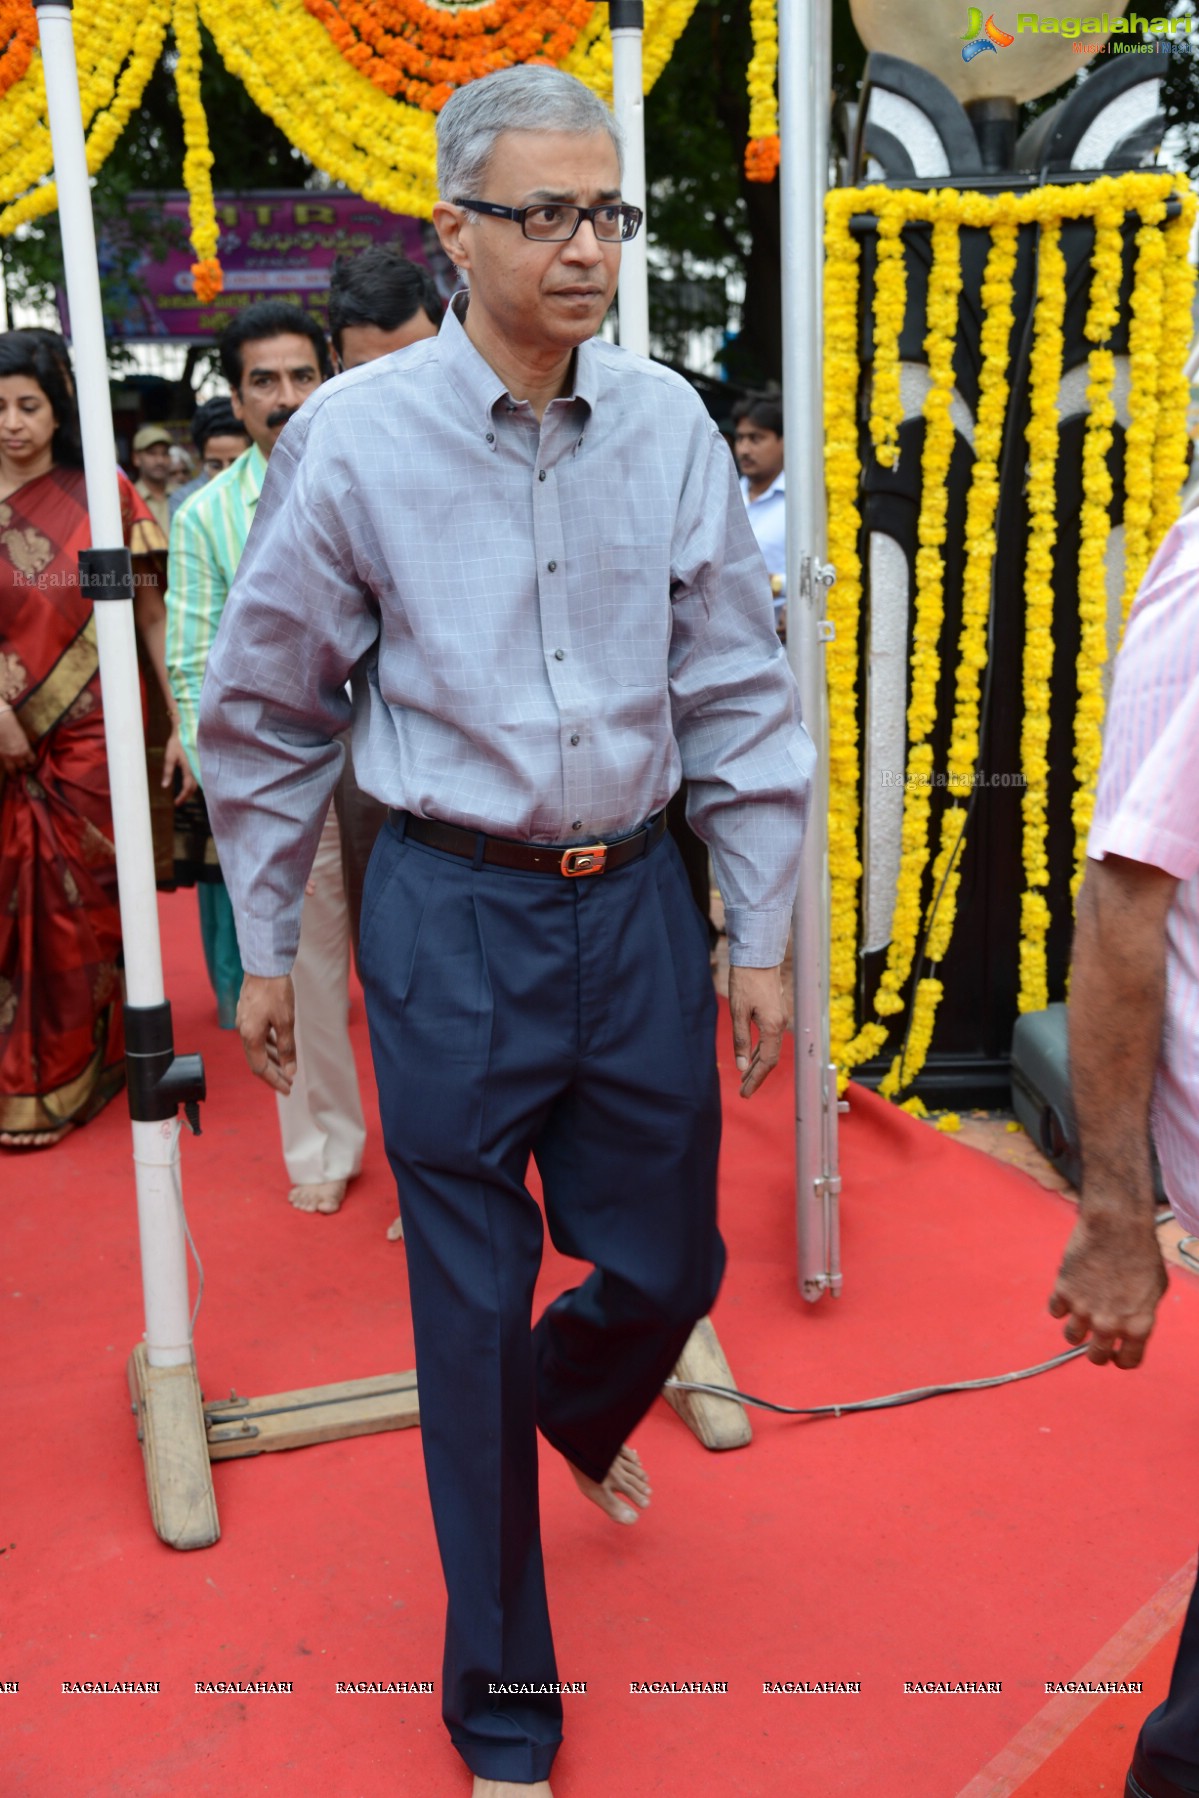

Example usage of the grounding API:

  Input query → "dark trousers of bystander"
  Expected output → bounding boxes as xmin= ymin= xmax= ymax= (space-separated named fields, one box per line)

xmin=358 ymin=812 xmax=725 ymax=1783
xmin=1135 ymin=1566 xmax=1199 ymax=1793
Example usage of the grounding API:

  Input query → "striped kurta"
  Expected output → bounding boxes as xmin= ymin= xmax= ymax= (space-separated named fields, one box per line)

xmin=1088 ymin=507 xmax=1199 ymax=1230
xmin=166 ymin=442 xmax=267 ymax=783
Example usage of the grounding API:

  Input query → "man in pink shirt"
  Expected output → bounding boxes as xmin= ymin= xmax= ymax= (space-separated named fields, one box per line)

xmin=1049 ymin=506 xmax=1199 ymax=1798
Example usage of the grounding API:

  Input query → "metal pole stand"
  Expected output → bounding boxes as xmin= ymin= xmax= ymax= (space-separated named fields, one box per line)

xmin=34 ymin=0 xmax=216 ymax=1548
xmin=780 ymin=0 xmax=843 ymax=1300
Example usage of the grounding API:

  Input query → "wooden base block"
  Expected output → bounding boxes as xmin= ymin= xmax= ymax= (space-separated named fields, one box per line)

xmin=661 ymin=1316 xmax=752 ymax=1451
xmin=127 ymin=1344 xmax=220 ymax=1550
xmin=204 ymin=1371 xmax=419 ymax=1460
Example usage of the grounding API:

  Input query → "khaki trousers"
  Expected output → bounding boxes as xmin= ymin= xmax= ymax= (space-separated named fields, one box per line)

xmin=276 ymin=804 xmax=367 ymax=1186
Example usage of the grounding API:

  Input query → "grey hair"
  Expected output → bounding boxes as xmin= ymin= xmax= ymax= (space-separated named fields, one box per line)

xmin=436 ymin=65 xmax=623 ymax=202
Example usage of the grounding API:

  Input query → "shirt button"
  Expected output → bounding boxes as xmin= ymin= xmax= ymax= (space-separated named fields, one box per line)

xmin=547 ymin=560 xmax=557 ymax=572
xmin=485 ymin=431 xmax=495 ymax=443
xmin=569 ymin=732 xmax=580 ymax=745
xmin=572 ymin=821 xmax=583 ymax=831
xmin=538 ymin=469 xmax=547 ymax=482
xmin=554 ymin=648 xmax=566 ymax=661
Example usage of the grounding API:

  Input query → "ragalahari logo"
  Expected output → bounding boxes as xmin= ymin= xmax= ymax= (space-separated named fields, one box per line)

xmin=961 ymin=9 xmax=1017 ymax=57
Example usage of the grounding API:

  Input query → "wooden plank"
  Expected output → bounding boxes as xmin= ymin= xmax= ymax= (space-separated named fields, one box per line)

xmin=661 ymin=1316 xmax=752 ymax=1451
xmin=127 ymin=1344 xmax=221 ymax=1549
xmin=204 ymin=1369 xmax=416 ymax=1421
xmin=205 ymin=1372 xmax=420 ymax=1461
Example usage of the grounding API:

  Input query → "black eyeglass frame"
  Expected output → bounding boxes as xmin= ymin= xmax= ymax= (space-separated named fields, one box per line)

xmin=452 ymin=197 xmax=644 ymax=242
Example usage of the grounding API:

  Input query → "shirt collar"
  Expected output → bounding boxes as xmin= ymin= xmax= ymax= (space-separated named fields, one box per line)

xmin=741 ymin=468 xmax=786 ymax=504
xmin=241 ymin=441 xmax=268 ymax=505
xmin=439 ymin=290 xmax=597 ymax=439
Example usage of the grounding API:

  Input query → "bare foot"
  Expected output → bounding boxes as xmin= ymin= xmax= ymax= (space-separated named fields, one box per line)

xmin=386 ymin=1213 xmax=404 ymax=1241
xmin=472 ymin=1782 xmax=552 ymax=1797
xmin=288 ymin=1178 xmax=347 ymax=1214
xmin=569 ymin=1443 xmax=651 ymax=1525
xmin=0 ymin=1123 xmax=75 ymax=1149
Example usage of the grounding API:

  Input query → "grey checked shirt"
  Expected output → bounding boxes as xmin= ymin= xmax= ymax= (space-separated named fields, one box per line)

xmin=199 ymin=296 xmax=813 ymax=975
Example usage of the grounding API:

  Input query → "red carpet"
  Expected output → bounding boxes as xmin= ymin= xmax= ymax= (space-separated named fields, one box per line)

xmin=4 ymin=889 xmax=1199 ymax=1797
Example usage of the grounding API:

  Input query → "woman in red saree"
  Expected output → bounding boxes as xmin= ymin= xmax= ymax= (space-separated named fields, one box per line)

xmin=0 ymin=330 xmax=190 ymax=1147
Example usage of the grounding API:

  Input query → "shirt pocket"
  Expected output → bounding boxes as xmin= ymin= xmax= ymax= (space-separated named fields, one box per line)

xmin=589 ymin=545 xmax=672 ymax=691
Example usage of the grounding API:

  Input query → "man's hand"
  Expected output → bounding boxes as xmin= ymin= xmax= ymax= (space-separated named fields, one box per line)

xmin=236 ymin=973 xmax=297 ymax=1096
xmin=728 ymin=963 xmax=786 ymax=1099
xmin=1048 ymin=1203 xmax=1168 ymax=1368
xmin=162 ymin=727 xmax=198 ymax=803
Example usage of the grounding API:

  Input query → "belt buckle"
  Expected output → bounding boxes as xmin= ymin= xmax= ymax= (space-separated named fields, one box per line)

xmin=560 ymin=843 xmax=608 ymax=878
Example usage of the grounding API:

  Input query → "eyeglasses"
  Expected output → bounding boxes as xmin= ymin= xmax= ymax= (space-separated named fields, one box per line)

xmin=453 ymin=198 xmax=644 ymax=243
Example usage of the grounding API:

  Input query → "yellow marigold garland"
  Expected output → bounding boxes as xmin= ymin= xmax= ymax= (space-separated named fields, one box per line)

xmin=1119 ymin=193 xmax=1169 ymax=620
xmin=876 ymin=197 xmax=961 ymax=1098
xmin=869 ymin=197 xmax=908 ymax=469
xmin=823 ymin=190 xmax=887 ymax=1080
xmin=891 ymin=206 xmax=1018 ymax=1092
xmin=823 ymin=171 xmax=1187 ymax=1090
xmin=1016 ymin=217 xmax=1067 ymax=1017
xmin=745 ymin=0 xmax=779 ymax=183
xmin=0 ymin=0 xmax=171 ymax=232
xmin=173 ymin=0 xmax=222 ymax=303
xmin=1149 ymin=179 xmax=1199 ymax=551
xmin=0 ymin=0 xmax=695 ymax=233
xmin=1069 ymin=188 xmax=1123 ymax=899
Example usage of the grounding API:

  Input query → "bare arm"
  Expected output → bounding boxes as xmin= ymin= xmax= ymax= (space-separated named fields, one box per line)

xmin=1048 ymin=853 xmax=1176 ymax=1367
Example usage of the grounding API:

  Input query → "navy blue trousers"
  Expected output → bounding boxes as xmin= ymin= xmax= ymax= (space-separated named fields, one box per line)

xmin=1140 ymin=1558 xmax=1199 ymax=1790
xmin=359 ymin=816 xmax=725 ymax=1782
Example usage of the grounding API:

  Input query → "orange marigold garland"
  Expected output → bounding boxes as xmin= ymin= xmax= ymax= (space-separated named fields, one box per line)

xmin=745 ymin=0 xmax=778 ymax=182
xmin=0 ymin=0 xmax=37 ymax=102
xmin=173 ymin=0 xmax=222 ymax=301
xmin=300 ymin=0 xmax=595 ymax=111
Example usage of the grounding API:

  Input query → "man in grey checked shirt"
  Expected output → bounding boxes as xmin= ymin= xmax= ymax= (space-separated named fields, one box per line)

xmin=200 ymin=65 xmax=813 ymax=1797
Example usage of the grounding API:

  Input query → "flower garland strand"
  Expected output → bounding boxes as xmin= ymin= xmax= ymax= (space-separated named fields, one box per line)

xmin=1069 ymin=188 xmax=1122 ymax=899
xmin=891 ymin=204 xmax=1019 ymax=1092
xmin=745 ymin=0 xmax=779 ymax=182
xmin=876 ymin=196 xmax=961 ymax=1098
xmin=0 ymin=0 xmax=37 ymax=103
xmin=1016 ymin=217 xmax=1067 ymax=1016
xmin=0 ymin=0 xmax=171 ymax=233
xmin=822 ymin=172 xmax=1184 ymax=1089
xmin=298 ymin=0 xmax=596 ymax=112
xmin=869 ymin=197 xmax=908 ymax=469
xmin=1120 ymin=193 xmax=1169 ymax=621
xmin=173 ymin=0 xmax=222 ymax=303
xmin=1149 ymin=178 xmax=1199 ymax=552
xmin=822 ymin=191 xmax=886 ymax=1080
xmin=0 ymin=0 xmax=694 ymax=231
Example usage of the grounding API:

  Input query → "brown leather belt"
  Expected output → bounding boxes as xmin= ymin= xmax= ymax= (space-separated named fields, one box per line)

xmin=390 ymin=809 xmax=667 ymax=878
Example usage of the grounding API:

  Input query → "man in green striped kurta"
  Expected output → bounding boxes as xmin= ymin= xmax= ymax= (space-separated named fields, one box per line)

xmin=166 ymin=300 xmax=367 ymax=1215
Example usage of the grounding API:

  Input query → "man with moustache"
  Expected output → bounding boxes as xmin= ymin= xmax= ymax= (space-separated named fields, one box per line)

xmin=168 ymin=301 xmax=367 ymax=1217
xmin=200 ymin=67 xmax=812 ymax=1796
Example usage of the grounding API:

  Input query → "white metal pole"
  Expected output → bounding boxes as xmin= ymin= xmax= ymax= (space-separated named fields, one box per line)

xmin=610 ymin=1 xmax=650 ymax=357
xmin=35 ymin=1 xmax=199 ymax=1367
xmin=779 ymin=0 xmax=841 ymax=1299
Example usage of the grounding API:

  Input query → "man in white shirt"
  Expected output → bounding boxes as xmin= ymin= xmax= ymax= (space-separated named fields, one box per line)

xmin=733 ymin=395 xmax=786 ymax=624
xmin=1048 ymin=510 xmax=1199 ymax=1798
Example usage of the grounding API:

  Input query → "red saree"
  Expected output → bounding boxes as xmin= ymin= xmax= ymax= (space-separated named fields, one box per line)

xmin=0 ymin=465 xmax=164 ymax=1137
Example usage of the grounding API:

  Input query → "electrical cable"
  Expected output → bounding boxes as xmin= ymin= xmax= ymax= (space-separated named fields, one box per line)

xmin=663 ymin=1344 xmax=1087 ymax=1419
